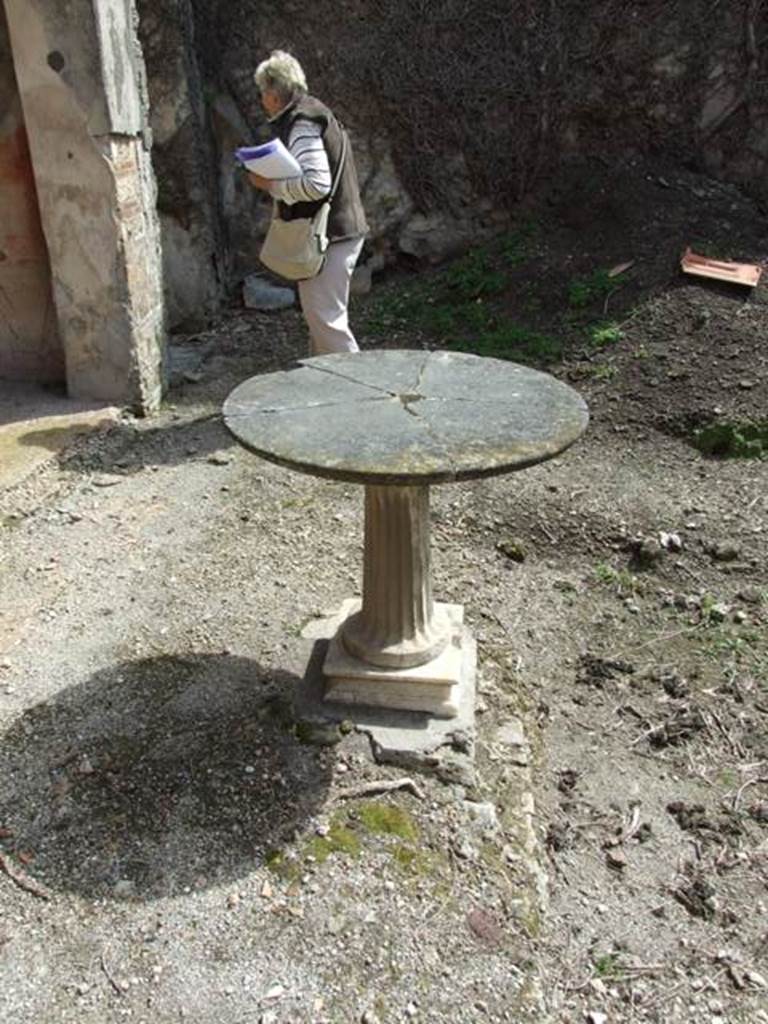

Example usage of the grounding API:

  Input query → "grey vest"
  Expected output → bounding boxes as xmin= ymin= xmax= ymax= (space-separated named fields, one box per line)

xmin=273 ymin=95 xmax=368 ymax=243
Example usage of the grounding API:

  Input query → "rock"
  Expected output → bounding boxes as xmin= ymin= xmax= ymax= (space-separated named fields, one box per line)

xmin=656 ymin=666 xmax=690 ymax=699
xmin=207 ymin=453 xmax=232 ymax=466
xmin=398 ymin=211 xmax=475 ymax=264
xmin=435 ymin=753 xmax=476 ymax=788
xmin=631 ymin=535 xmax=664 ymax=568
xmin=113 ymin=879 xmax=136 ymax=899
xmin=495 ymin=717 xmax=526 ymax=747
xmin=606 ymin=848 xmax=627 ymax=870
xmin=449 ymin=728 xmax=473 ymax=754
xmin=585 ymin=1012 xmax=608 ymax=1024
xmin=461 ymin=800 xmax=499 ymax=833
xmin=327 ymin=915 xmax=345 ymax=936
xmin=294 ymin=719 xmax=342 ymax=746
xmin=558 ymin=768 xmax=579 ymax=792
xmin=707 ymin=541 xmax=740 ymax=562
xmin=496 ymin=537 xmax=527 ymax=562
xmin=737 ymin=586 xmax=763 ymax=605
xmin=453 ymin=839 xmax=478 ymax=861
xmin=242 ymin=274 xmax=295 ymax=311
xmin=659 ymin=530 xmax=683 ymax=551
xmin=466 ymin=907 xmax=504 ymax=946
xmin=707 ymin=602 xmax=730 ymax=623
xmin=92 ymin=474 xmax=122 ymax=488
xmin=356 ymin=140 xmax=414 ymax=238
xmin=495 ymin=718 xmax=530 ymax=765
xmin=350 ymin=263 xmax=373 ymax=296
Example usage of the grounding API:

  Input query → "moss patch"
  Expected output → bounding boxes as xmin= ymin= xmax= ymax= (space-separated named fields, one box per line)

xmin=390 ymin=843 xmax=434 ymax=873
xmin=357 ymin=801 xmax=419 ymax=841
xmin=264 ymin=849 xmax=302 ymax=881
xmin=305 ymin=823 xmax=362 ymax=863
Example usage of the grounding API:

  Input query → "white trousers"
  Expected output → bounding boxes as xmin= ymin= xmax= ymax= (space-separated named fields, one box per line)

xmin=297 ymin=236 xmax=364 ymax=356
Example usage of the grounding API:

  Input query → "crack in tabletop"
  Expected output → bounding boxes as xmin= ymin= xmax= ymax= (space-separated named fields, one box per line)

xmin=303 ymin=353 xmax=431 ymax=399
xmin=225 ymin=394 xmax=390 ymax=418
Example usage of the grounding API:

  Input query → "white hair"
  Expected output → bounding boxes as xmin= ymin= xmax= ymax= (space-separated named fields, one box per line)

xmin=254 ymin=50 xmax=308 ymax=104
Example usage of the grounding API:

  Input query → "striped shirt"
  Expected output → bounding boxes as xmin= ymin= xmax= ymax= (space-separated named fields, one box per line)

xmin=268 ymin=120 xmax=331 ymax=205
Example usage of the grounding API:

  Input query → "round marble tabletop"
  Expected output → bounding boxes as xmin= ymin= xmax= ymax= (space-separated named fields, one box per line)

xmin=223 ymin=350 xmax=589 ymax=486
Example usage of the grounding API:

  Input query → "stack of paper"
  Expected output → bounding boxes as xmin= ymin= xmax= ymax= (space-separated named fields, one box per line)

xmin=234 ymin=138 xmax=301 ymax=179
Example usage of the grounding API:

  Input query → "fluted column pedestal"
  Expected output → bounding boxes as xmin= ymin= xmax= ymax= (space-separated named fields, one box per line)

xmin=323 ymin=484 xmax=469 ymax=717
xmin=341 ymin=485 xmax=450 ymax=668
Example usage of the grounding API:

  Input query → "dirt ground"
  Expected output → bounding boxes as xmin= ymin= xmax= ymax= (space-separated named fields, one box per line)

xmin=1 ymin=157 xmax=767 ymax=1023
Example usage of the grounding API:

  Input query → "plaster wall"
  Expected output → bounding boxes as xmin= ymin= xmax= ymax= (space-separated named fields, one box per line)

xmin=4 ymin=0 xmax=165 ymax=411
xmin=0 ymin=6 xmax=62 ymax=382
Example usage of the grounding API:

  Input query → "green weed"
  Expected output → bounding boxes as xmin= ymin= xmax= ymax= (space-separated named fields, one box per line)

xmin=703 ymin=627 xmax=762 ymax=663
xmin=498 ymin=220 xmax=539 ymax=266
xmin=592 ymin=362 xmax=617 ymax=381
xmin=693 ymin=420 xmax=768 ymax=459
xmin=444 ymin=249 xmax=506 ymax=300
xmin=594 ymin=563 xmax=618 ymax=585
xmin=448 ymin=322 xmax=562 ymax=364
xmin=594 ymin=564 xmax=642 ymax=596
xmin=568 ymin=269 xmax=619 ymax=309
xmin=361 ymin=238 xmax=564 ymax=367
xmin=593 ymin=953 xmax=623 ymax=978
xmin=589 ymin=322 xmax=623 ymax=348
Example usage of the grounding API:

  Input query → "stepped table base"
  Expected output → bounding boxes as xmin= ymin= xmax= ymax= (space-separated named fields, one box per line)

xmin=323 ymin=599 xmax=467 ymax=717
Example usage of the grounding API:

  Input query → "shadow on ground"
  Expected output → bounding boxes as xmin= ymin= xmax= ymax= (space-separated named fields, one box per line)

xmin=0 ymin=654 xmax=333 ymax=901
xmin=46 ymin=415 xmax=237 ymax=474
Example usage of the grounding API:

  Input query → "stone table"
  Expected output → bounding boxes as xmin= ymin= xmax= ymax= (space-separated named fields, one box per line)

xmin=224 ymin=350 xmax=588 ymax=723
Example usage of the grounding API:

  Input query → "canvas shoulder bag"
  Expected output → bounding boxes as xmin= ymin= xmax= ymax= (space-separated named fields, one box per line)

xmin=260 ymin=130 xmax=347 ymax=282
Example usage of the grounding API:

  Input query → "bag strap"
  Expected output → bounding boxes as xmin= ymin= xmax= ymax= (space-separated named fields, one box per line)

xmin=328 ymin=130 xmax=348 ymax=202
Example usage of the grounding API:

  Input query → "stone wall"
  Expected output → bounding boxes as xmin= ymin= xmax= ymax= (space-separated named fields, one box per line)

xmin=0 ymin=4 xmax=62 ymax=382
xmin=136 ymin=0 xmax=225 ymax=329
xmin=179 ymin=1 xmax=768 ymax=276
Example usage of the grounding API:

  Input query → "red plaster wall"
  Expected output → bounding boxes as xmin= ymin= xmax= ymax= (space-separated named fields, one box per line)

xmin=0 ymin=82 xmax=63 ymax=382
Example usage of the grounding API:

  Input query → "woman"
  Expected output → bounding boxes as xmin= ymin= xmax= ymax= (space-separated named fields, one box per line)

xmin=249 ymin=51 xmax=368 ymax=356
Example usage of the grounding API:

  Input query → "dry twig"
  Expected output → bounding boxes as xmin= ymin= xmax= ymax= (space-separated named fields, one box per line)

xmin=0 ymin=853 xmax=51 ymax=901
xmin=100 ymin=953 xmax=125 ymax=997
xmin=733 ymin=775 xmax=768 ymax=812
xmin=704 ymin=708 xmax=747 ymax=759
xmin=334 ymin=777 xmax=426 ymax=801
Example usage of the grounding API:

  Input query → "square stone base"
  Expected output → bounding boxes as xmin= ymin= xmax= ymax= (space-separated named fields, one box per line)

xmin=323 ymin=599 xmax=465 ymax=717
xmin=296 ymin=604 xmax=477 ymax=783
